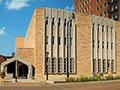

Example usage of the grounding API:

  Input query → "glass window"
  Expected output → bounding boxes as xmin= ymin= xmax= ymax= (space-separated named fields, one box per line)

xmin=52 ymin=18 xmax=55 ymax=25
xmin=100 ymin=13 xmax=102 ymax=16
xmin=96 ymin=7 xmax=99 ymax=11
xmin=102 ymin=25 xmax=104 ymax=32
xmin=104 ymin=11 xmax=106 ymax=16
xmin=46 ymin=36 xmax=48 ymax=44
xmin=111 ymin=42 xmax=113 ymax=49
xmin=80 ymin=5 xmax=82 ymax=9
xmin=80 ymin=0 xmax=82 ymax=2
xmin=90 ymin=4 xmax=92 ymax=8
xmin=102 ymin=41 xmax=104 ymax=48
xmin=85 ymin=1 xmax=87 ymax=5
xmin=104 ymin=3 xmax=106 ymax=7
xmin=107 ymin=26 xmax=109 ymax=33
xmin=107 ymin=42 xmax=109 ymax=49
xmin=58 ymin=18 xmax=61 ymax=26
xmin=97 ymin=24 xmax=100 ymax=31
xmin=64 ymin=19 xmax=67 ymax=26
xmin=87 ymin=0 xmax=89 ymax=4
xmin=90 ymin=11 xmax=92 ymax=15
xmin=87 ymin=6 xmax=89 ymax=10
xmin=70 ymin=38 xmax=72 ymax=46
xmin=85 ymin=8 xmax=87 ymax=12
xmin=59 ymin=37 xmax=61 ymax=45
xmin=52 ymin=37 xmax=55 ymax=45
xmin=96 ymin=0 xmax=98 ymax=4
xmin=70 ymin=20 xmax=72 ymax=27
xmin=111 ymin=27 xmax=113 ymax=33
xmin=100 ymin=0 xmax=102 ymax=2
xmin=93 ymin=40 xmax=95 ymax=48
xmin=93 ymin=23 xmax=95 ymax=31
xmin=100 ymin=5 xmax=101 ymax=10
xmin=98 ymin=41 xmax=100 ymax=48
xmin=46 ymin=17 xmax=49 ymax=25
xmin=64 ymin=38 xmax=67 ymax=46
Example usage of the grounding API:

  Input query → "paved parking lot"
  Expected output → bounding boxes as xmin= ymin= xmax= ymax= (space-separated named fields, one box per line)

xmin=0 ymin=80 xmax=120 ymax=90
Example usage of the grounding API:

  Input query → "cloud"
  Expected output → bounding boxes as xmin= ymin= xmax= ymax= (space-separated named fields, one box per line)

xmin=0 ymin=27 xmax=6 ymax=35
xmin=64 ymin=4 xmax=74 ymax=11
xmin=5 ymin=0 xmax=31 ymax=10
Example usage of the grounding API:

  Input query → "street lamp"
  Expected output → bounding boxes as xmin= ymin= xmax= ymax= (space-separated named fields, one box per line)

xmin=67 ymin=13 xmax=75 ymax=78
xmin=46 ymin=52 xmax=49 ymax=80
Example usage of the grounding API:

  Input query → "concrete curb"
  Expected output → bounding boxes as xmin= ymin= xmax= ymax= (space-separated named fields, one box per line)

xmin=46 ymin=80 xmax=54 ymax=84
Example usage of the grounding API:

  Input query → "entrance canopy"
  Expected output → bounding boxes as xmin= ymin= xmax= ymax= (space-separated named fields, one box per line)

xmin=1 ymin=56 xmax=32 ymax=79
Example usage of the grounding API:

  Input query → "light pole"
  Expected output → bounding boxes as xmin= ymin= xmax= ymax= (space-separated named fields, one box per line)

xmin=67 ymin=13 xmax=75 ymax=78
xmin=46 ymin=52 xmax=49 ymax=80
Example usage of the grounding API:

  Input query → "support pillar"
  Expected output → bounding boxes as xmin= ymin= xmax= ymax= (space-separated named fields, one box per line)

xmin=15 ymin=60 xmax=17 ymax=77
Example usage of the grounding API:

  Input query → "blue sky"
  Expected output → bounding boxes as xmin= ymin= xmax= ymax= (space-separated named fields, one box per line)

xmin=0 ymin=0 xmax=74 ymax=56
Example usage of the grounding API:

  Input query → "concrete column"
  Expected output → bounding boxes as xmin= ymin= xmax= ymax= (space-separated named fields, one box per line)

xmin=15 ymin=60 xmax=17 ymax=76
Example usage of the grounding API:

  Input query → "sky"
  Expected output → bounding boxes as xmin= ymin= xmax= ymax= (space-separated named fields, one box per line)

xmin=0 ymin=0 xmax=74 ymax=56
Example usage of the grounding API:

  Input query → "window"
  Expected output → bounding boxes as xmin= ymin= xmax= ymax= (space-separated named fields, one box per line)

xmin=93 ymin=40 xmax=95 ymax=48
xmin=46 ymin=36 xmax=48 ymax=44
xmin=100 ymin=13 xmax=102 ymax=16
xmin=58 ymin=18 xmax=61 ymax=26
xmin=107 ymin=60 xmax=110 ymax=72
xmin=92 ymin=23 xmax=95 ymax=31
xmin=70 ymin=20 xmax=72 ymax=27
xmin=85 ymin=8 xmax=87 ymax=12
xmin=82 ymin=10 xmax=84 ymax=13
xmin=87 ymin=0 xmax=89 ymax=4
xmin=102 ymin=25 xmax=104 ymax=32
xmin=103 ymin=60 xmax=106 ymax=72
xmin=93 ymin=59 xmax=97 ymax=72
xmin=115 ymin=4 xmax=118 ymax=9
xmin=96 ymin=7 xmax=99 ymax=11
xmin=111 ymin=60 xmax=115 ymax=72
xmin=82 ymin=4 xmax=84 ymax=7
xmin=64 ymin=38 xmax=67 ymax=45
xmin=64 ymin=58 xmax=67 ymax=73
xmin=96 ymin=0 xmax=98 ymax=4
xmin=107 ymin=42 xmax=109 ymax=49
xmin=98 ymin=41 xmax=100 ymax=48
xmin=104 ymin=3 xmax=106 ymax=7
xmin=90 ymin=11 xmax=92 ymax=15
xmin=59 ymin=37 xmax=61 ymax=45
xmin=102 ymin=41 xmax=104 ymax=48
xmin=104 ymin=11 xmax=106 ymax=16
xmin=52 ymin=18 xmax=55 ymax=25
xmin=100 ymin=5 xmax=101 ymax=10
xmin=112 ymin=7 xmax=114 ymax=11
xmin=80 ymin=0 xmax=82 ymax=2
xmin=64 ymin=19 xmax=67 ymax=26
xmin=85 ymin=1 xmax=87 ymax=5
xmin=46 ymin=17 xmax=49 ymax=25
xmin=98 ymin=59 xmax=101 ymax=72
xmin=97 ymin=24 xmax=100 ymax=31
xmin=87 ymin=6 xmax=89 ymax=10
xmin=52 ymin=37 xmax=55 ymax=45
xmin=90 ymin=0 xmax=92 ymax=1
xmin=116 ymin=13 xmax=119 ymax=19
xmin=111 ymin=27 xmax=113 ymax=33
xmin=107 ymin=26 xmax=109 ymax=33
xmin=90 ymin=4 xmax=92 ymax=8
xmin=100 ymin=0 xmax=101 ymax=2
xmin=80 ymin=5 xmax=82 ymax=9
xmin=111 ymin=0 xmax=114 ymax=3
xmin=111 ymin=42 xmax=113 ymax=49
xmin=76 ymin=3 xmax=77 ymax=6
xmin=70 ymin=38 xmax=72 ymax=46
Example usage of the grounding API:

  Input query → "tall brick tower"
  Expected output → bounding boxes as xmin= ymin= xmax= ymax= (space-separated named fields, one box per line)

xmin=74 ymin=0 xmax=120 ymax=21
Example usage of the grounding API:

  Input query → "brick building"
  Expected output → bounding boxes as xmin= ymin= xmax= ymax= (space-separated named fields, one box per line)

xmin=0 ymin=8 xmax=120 ymax=81
xmin=74 ymin=0 xmax=120 ymax=21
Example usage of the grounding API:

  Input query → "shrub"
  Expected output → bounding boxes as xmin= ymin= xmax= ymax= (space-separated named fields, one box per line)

xmin=106 ymin=76 xmax=115 ymax=80
xmin=94 ymin=76 xmax=102 ymax=81
xmin=65 ymin=77 xmax=74 ymax=82
xmin=77 ymin=77 xmax=89 ymax=82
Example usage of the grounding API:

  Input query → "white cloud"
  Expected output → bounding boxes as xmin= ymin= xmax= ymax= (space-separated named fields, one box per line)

xmin=5 ymin=0 xmax=31 ymax=10
xmin=0 ymin=27 xmax=6 ymax=35
xmin=64 ymin=4 xmax=74 ymax=11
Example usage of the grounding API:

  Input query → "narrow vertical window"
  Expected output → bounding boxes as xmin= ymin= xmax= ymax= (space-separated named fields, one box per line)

xmin=102 ymin=41 xmax=104 ymax=48
xmin=64 ymin=38 xmax=67 ymax=46
xmin=90 ymin=4 xmax=92 ymax=8
xmin=97 ymin=24 xmax=100 ymax=31
xmin=93 ymin=23 xmax=95 ymax=31
xmin=59 ymin=37 xmax=61 ymax=45
xmin=111 ymin=42 xmax=113 ymax=49
xmin=46 ymin=36 xmax=48 ymax=44
xmin=90 ymin=11 xmax=92 ymax=15
xmin=93 ymin=40 xmax=95 ymax=48
xmin=64 ymin=19 xmax=67 ymax=26
xmin=46 ymin=17 xmax=49 ymax=25
xmin=107 ymin=26 xmax=109 ymax=33
xmin=96 ymin=0 xmax=98 ymax=4
xmin=70 ymin=38 xmax=72 ymax=46
xmin=58 ymin=18 xmax=61 ymax=26
xmin=52 ymin=37 xmax=55 ymax=45
xmin=100 ymin=13 xmax=101 ymax=16
xmin=107 ymin=42 xmax=109 ymax=49
xmin=70 ymin=20 xmax=72 ymax=27
xmin=102 ymin=25 xmax=104 ymax=32
xmin=98 ymin=41 xmax=100 ymax=48
xmin=111 ymin=27 xmax=113 ymax=34
xmin=52 ymin=18 xmax=55 ymax=25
